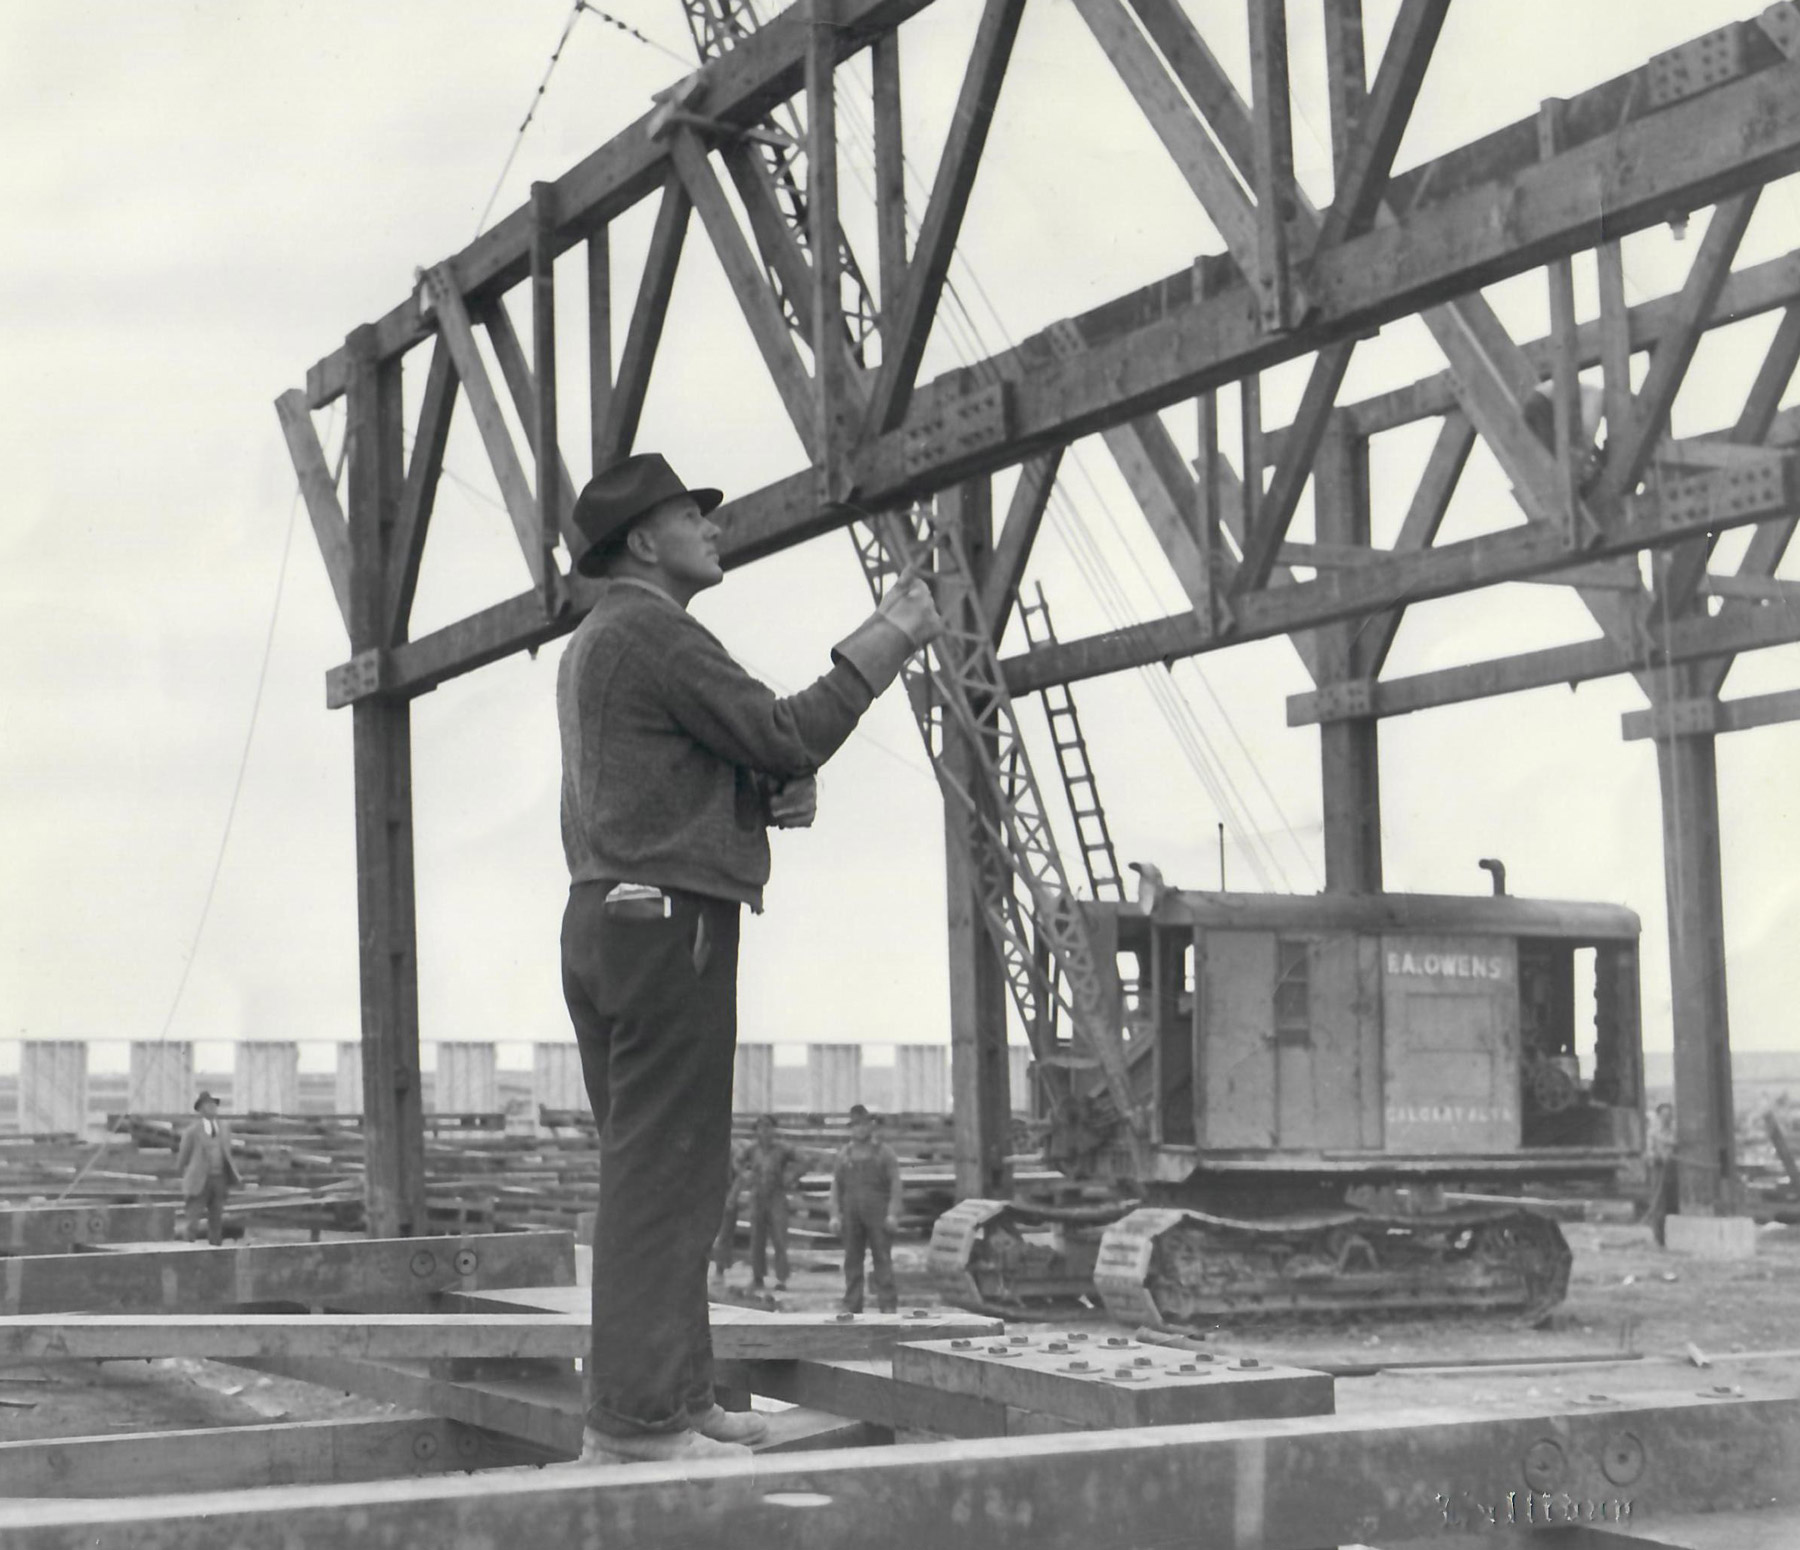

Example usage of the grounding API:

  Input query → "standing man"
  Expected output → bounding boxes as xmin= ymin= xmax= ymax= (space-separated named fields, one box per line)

xmin=1645 ymin=1100 xmax=1679 ymax=1248
xmin=557 ymin=454 xmax=940 ymax=1466
xmin=742 ymin=1115 xmax=806 ymax=1295
xmin=829 ymin=1104 xmax=904 ymax=1314
xmin=176 ymin=1091 xmax=239 ymax=1247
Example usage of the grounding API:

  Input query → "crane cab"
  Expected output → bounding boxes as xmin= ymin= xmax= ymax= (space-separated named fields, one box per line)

xmin=1076 ymin=889 xmax=1643 ymax=1189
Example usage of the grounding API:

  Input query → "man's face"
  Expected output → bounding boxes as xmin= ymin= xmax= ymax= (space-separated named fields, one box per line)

xmin=198 ymin=1100 xmax=218 ymax=1119
xmin=756 ymin=1119 xmax=774 ymax=1142
xmin=850 ymin=1117 xmax=874 ymax=1143
xmin=635 ymin=495 xmax=722 ymax=596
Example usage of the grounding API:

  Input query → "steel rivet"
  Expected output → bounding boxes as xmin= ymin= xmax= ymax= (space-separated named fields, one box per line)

xmin=835 ymin=1312 xmax=856 ymax=1322
xmin=1233 ymin=1358 xmax=1260 ymax=1370
xmin=1177 ymin=1362 xmax=1199 ymax=1373
xmin=1602 ymin=1430 xmax=1645 ymax=1487
xmin=1066 ymin=1360 xmax=1093 ymax=1373
xmin=1523 ymin=1438 xmax=1567 ymax=1492
xmin=1105 ymin=1336 xmax=1131 ymax=1348
xmin=1046 ymin=1341 xmax=1070 ymax=1353
xmin=1133 ymin=1355 xmax=1154 ymax=1367
xmin=1066 ymin=1332 xmax=1089 ymax=1342
xmin=1008 ymin=1335 xmax=1031 ymax=1345
xmin=951 ymin=1339 xmax=972 ymax=1349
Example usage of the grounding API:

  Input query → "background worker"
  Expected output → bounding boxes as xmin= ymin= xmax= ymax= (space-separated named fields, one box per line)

xmin=709 ymin=1135 xmax=752 ymax=1284
xmin=557 ymin=454 xmax=941 ymax=1466
xmin=176 ymin=1090 xmax=239 ymax=1247
xmin=742 ymin=1114 xmax=806 ymax=1294
xmin=1645 ymin=1100 xmax=1679 ymax=1248
xmin=829 ymin=1104 xmax=904 ymax=1313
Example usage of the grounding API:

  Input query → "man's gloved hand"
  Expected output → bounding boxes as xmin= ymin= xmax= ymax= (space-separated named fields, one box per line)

xmin=833 ymin=569 xmax=945 ymax=695
xmin=768 ymin=773 xmax=817 ymax=829
xmin=876 ymin=573 xmax=945 ymax=647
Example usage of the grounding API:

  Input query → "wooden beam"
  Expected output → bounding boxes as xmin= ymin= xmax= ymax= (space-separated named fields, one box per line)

xmin=1246 ymin=0 xmax=1297 ymax=330
xmin=417 ymin=266 xmax=545 ymax=590
xmin=1285 ymin=603 xmax=1800 ymax=726
xmin=670 ymin=132 xmax=819 ymax=460
xmin=0 ymin=1202 xmax=176 ymax=1251
xmin=1591 ymin=191 xmax=1761 ymax=504
xmin=719 ymin=142 xmax=816 ymax=347
xmin=597 ymin=174 xmax=691 ymax=468
xmin=1004 ymin=467 xmax=1800 ymax=695
xmin=0 ymin=1417 xmax=547 ymax=1498
xmin=386 ymin=339 xmax=457 ymax=642
xmin=8 ymin=1393 xmax=1797 ymax=1550
xmin=0 ymin=1232 xmax=575 ymax=1316
xmin=529 ymin=181 xmax=560 ymax=600
xmin=1310 ymin=0 xmax=1449 ymax=251
xmin=586 ymin=228 xmax=612 ymax=472
xmin=863 ymin=0 xmax=1025 ymax=435
xmin=1623 ymin=685 xmax=1800 ymax=741
xmin=0 ymin=1308 xmax=994 ymax=1364
xmin=483 ymin=298 xmax=579 ymax=551
xmin=1320 ymin=0 xmax=1366 ymax=177
xmin=272 ymin=390 xmax=352 ymax=631
xmin=979 ymin=451 xmax=1061 ymax=643
xmin=872 ymin=31 xmax=907 ymax=323
xmin=809 ymin=0 xmax=846 ymax=491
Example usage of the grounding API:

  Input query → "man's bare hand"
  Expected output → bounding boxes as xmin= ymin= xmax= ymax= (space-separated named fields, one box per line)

xmin=878 ymin=572 xmax=944 ymax=648
xmin=768 ymin=774 xmax=817 ymax=829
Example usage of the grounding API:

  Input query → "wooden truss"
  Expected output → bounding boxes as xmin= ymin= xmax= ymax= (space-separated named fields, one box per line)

xmin=279 ymin=1 xmax=1800 ymax=1225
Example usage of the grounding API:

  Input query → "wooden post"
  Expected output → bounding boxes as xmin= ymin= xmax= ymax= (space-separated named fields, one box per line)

xmin=1314 ymin=416 xmax=1382 ymax=892
xmin=346 ymin=323 xmax=426 ymax=1238
xmin=529 ymin=181 xmax=560 ymax=604
xmin=808 ymin=0 xmax=844 ymax=495
xmin=1654 ymin=668 xmax=1739 ymax=1217
xmin=586 ymin=228 xmax=612 ymax=475
xmin=941 ymin=478 xmax=1012 ymax=1199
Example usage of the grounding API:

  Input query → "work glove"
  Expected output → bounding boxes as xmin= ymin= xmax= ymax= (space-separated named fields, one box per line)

xmin=767 ymin=773 xmax=817 ymax=829
xmin=832 ymin=573 xmax=944 ymax=696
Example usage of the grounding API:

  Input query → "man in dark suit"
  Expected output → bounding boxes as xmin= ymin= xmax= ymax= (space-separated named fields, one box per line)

xmin=176 ymin=1090 xmax=240 ymax=1246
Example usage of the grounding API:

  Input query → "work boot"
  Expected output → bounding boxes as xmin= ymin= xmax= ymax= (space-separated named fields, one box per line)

xmin=692 ymin=1404 xmax=770 ymax=1446
xmin=774 ymin=1280 xmax=788 ymax=1291
xmin=748 ymin=1279 xmax=766 ymax=1293
xmin=877 ymin=1302 xmax=898 ymax=1315
xmin=577 ymin=1427 xmax=751 ymax=1466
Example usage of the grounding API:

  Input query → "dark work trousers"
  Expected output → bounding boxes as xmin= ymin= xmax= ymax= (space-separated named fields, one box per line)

xmin=840 ymin=1196 xmax=896 ymax=1312
xmin=561 ymin=882 xmax=741 ymax=1437
xmin=748 ymin=1190 xmax=790 ymax=1285
xmin=185 ymin=1174 xmax=229 ymax=1247
xmin=1646 ymin=1157 xmax=1680 ymax=1247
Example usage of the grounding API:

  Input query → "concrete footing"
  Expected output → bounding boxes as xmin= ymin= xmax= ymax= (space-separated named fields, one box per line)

xmin=1664 ymin=1214 xmax=1758 ymax=1259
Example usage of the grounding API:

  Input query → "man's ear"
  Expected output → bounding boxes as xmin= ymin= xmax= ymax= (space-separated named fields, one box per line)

xmin=624 ymin=521 xmax=657 ymax=565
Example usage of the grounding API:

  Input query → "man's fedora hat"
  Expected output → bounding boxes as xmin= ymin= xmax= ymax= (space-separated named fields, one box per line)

xmin=571 ymin=454 xmax=722 ymax=576
xmin=194 ymin=1091 xmax=219 ymax=1111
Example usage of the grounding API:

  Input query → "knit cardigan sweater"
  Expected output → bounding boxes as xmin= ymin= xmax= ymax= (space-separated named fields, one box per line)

xmin=557 ymin=580 xmax=874 ymax=910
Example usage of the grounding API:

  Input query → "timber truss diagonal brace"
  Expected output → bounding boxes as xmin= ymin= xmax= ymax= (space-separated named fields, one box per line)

xmin=841 ymin=501 xmax=1148 ymax=1155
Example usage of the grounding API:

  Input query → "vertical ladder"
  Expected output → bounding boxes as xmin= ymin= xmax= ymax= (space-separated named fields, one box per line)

xmin=1016 ymin=585 xmax=1126 ymax=904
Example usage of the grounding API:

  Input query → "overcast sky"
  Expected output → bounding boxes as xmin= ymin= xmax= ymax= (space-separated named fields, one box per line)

xmin=2 ymin=0 xmax=1796 ymax=1079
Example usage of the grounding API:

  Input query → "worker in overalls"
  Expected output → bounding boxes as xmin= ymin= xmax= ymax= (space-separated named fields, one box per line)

xmin=829 ymin=1104 xmax=903 ymax=1313
xmin=742 ymin=1115 xmax=805 ymax=1293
